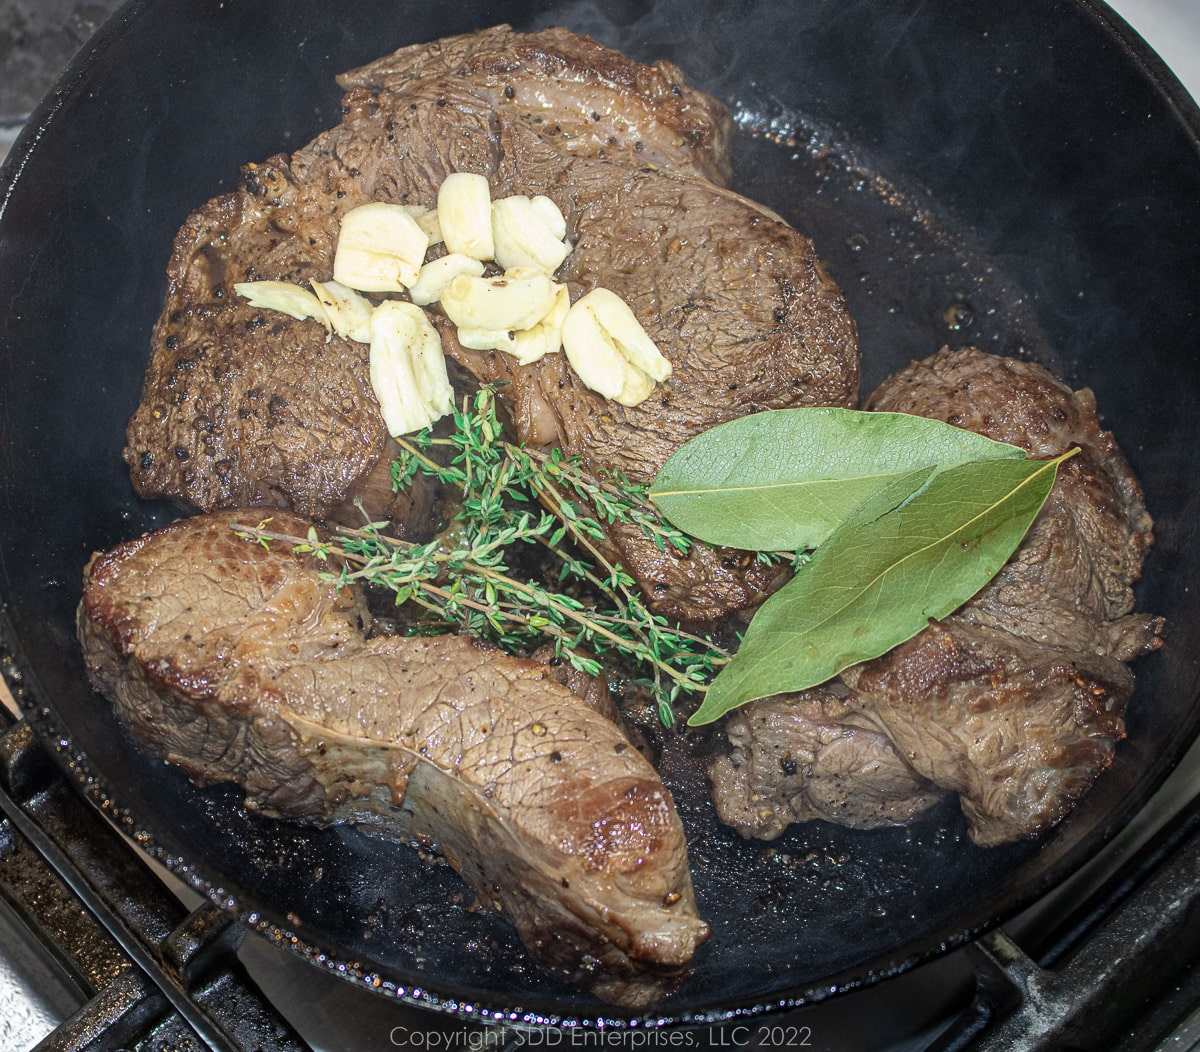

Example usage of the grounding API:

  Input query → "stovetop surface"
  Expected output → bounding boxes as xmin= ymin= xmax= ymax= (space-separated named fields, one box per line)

xmin=2 ymin=2 xmax=1199 ymax=1050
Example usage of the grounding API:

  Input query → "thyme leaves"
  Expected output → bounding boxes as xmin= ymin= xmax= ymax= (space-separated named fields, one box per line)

xmin=240 ymin=387 xmax=726 ymax=726
xmin=239 ymin=395 xmax=1069 ymax=730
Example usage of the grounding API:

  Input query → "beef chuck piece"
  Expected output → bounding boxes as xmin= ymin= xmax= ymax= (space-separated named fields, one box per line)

xmin=123 ymin=25 xmax=735 ymax=524
xmin=436 ymin=126 xmax=856 ymax=620
xmin=124 ymin=27 xmax=859 ymax=622
xmin=711 ymin=348 xmax=1162 ymax=846
xmin=529 ymin=642 xmax=623 ymax=724
xmin=842 ymin=619 xmax=1141 ymax=846
xmin=123 ymin=176 xmax=437 ymax=530
xmin=866 ymin=346 xmax=1156 ymax=657
xmin=334 ymin=25 xmax=734 ymax=186
xmin=847 ymin=347 xmax=1163 ymax=844
xmin=708 ymin=683 xmax=945 ymax=839
xmin=78 ymin=510 xmax=709 ymax=1007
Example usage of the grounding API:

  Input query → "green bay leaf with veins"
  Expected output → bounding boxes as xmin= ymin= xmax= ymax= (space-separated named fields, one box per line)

xmin=648 ymin=407 xmax=1028 ymax=552
xmin=686 ymin=451 xmax=1072 ymax=726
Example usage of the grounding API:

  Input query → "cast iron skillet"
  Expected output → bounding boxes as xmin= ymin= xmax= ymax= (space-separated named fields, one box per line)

xmin=1 ymin=0 xmax=1199 ymax=1027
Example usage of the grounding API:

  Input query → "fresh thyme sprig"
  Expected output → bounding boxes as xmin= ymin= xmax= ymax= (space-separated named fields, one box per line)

xmin=241 ymin=386 xmax=729 ymax=725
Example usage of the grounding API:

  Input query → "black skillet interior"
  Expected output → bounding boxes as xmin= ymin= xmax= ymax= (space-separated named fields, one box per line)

xmin=1 ymin=0 xmax=1198 ymax=1026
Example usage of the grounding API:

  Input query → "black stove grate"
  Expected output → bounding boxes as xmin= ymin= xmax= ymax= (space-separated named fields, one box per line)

xmin=935 ymin=801 xmax=1200 ymax=1052
xmin=0 ymin=712 xmax=310 ymax=1052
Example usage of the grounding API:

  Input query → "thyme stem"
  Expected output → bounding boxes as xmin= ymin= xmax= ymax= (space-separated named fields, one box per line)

xmin=239 ymin=387 xmax=728 ymax=725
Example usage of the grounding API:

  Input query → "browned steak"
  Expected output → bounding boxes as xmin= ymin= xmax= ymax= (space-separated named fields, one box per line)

xmin=77 ymin=509 xmax=710 ymax=1007
xmin=437 ymin=139 xmax=857 ymax=620
xmin=124 ymin=26 xmax=734 ymax=523
xmin=708 ymin=683 xmax=945 ymax=839
xmin=866 ymin=347 xmax=1156 ymax=659
xmin=122 ymin=176 xmax=430 ymax=529
xmin=335 ymin=25 xmax=734 ymax=185
xmin=123 ymin=26 xmax=859 ymax=622
xmin=710 ymin=348 xmax=1162 ymax=846
xmin=842 ymin=619 xmax=1142 ymax=845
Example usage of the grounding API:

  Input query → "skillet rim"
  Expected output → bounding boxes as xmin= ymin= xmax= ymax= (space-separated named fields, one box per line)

xmin=2 ymin=0 xmax=1199 ymax=1027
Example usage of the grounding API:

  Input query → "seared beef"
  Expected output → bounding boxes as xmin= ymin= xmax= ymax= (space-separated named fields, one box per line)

xmin=842 ymin=619 xmax=1142 ymax=845
xmin=78 ymin=509 xmax=710 ymax=1006
xmin=122 ymin=176 xmax=432 ymax=530
xmin=436 ymin=142 xmax=856 ymax=620
xmin=708 ymin=683 xmax=945 ymax=839
xmin=124 ymin=26 xmax=734 ymax=523
xmin=335 ymin=25 xmax=734 ymax=185
xmin=711 ymin=348 xmax=1162 ymax=846
xmin=123 ymin=26 xmax=859 ymax=622
xmin=530 ymin=642 xmax=624 ymax=726
xmin=867 ymin=347 xmax=1156 ymax=659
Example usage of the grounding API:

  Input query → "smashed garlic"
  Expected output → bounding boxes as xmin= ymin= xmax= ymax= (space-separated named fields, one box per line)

xmin=333 ymin=202 xmax=429 ymax=293
xmin=408 ymin=253 xmax=486 ymax=307
xmin=241 ymin=176 xmax=660 ymax=432
xmin=457 ymin=282 xmax=570 ymax=366
xmin=233 ymin=281 xmax=330 ymax=330
xmin=369 ymin=301 xmax=455 ymax=437
xmin=437 ymin=173 xmax=494 ymax=261
xmin=439 ymin=269 xmax=558 ymax=333
xmin=561 ymin=288 xmax=672 ymax=407
xmin=530 ymin=195 xmax=568 ymax=240
xmin=401 ymin=204 xmax=443 ymax=246
xmin=310 ymin=279 xmax=373 ymax=343
xmin=491 ymin=194 xmax=571 ymax=275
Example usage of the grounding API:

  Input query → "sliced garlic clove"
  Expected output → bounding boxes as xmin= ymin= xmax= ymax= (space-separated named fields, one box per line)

xmin=530 ymin=195 xmax=568 ymax=240
xmin=562 ymin=287 xmax=672 ymax=407
xmin=456 ymin=326 xmax=518 ymax=356
xmin=234 ymin=281 xmax=331 ymax=330
xmin=310 ymin=279 xmax=373 ymax=342
xmin=448 ymin=273 xmax=567 ymax=364
xmin=333 ymin=202 xmax=430 ymax=293
xmin=440 ymin=270 xmax=558 ymax=333
xmin=561 ymin=309 xmax=629 ymax=402
xmin=620 ymin=366 xmax=659 ymax=406
xmin=491 ymin=195 xmax=571 ymax=275
xmin=577 ymin=288 xmax=673 ymax=383
xmin=437 ymin=172 xmax=494 ymax=261
xmin=510 ymin=282 xmax=569 ymax=365
xmin=455 ymin=283 xmax=568 ymax=364
xmin=408 ymin=253 xmax=486 ymax=307
xmin=369 ymin=300 xmax=455 ymax=437
xmin=401 ymin=204 xmax=443 ymax=246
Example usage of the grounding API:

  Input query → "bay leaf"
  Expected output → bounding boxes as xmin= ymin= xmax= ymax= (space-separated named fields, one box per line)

xmin=648 ymin=408 xmax=1026 ymax=551
xmin=687 ymin=451 xmax=1071 ymax=725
